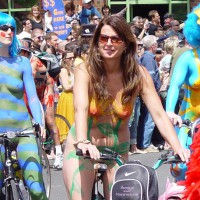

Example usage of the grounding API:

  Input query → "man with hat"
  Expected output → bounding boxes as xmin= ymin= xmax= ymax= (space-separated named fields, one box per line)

xmin=79 ymin=0 xmax=101 ymax=24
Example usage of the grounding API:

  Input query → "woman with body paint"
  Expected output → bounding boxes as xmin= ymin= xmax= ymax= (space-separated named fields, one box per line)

xmin=0 ymin=12 xmax=47 ymax=200
xmin=62 ymin=16 xmax=190 ymax=200
xmin=166 ymin=4 xmax=200 ymax=198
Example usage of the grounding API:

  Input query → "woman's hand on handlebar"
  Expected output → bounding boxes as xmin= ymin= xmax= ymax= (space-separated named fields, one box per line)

xmin=167 ymin=111 xmax=182 ymax=127
xmin=175 ymin=147 xmax=190 ymax=163
xmin=77 ymin=142 xmax=100 ymax=160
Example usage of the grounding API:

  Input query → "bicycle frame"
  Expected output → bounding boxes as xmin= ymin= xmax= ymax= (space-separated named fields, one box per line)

xmin=4 ymin=138 xmax=16 ymax=183
xmin=76 ymin=148 xmax=124 ymax=200
xmin=0 ymin=133 xmax=29 ymax=200
xmin=0 ymin=125 xmax=51 ymax=200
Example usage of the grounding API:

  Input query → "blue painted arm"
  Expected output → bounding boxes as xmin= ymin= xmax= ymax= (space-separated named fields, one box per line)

xmin=22 ymin=57 xmax=43 ymax=126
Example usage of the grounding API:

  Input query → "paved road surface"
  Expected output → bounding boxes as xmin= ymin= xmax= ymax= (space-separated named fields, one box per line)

xmin=49 ymin=150 xmax=174 ymax=200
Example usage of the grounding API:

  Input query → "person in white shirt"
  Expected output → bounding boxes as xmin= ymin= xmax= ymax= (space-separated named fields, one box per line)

xmin=17 ymin=18 xmax=32 ymax=39
xmin=44 ymin=10 xmax=53 ymax=32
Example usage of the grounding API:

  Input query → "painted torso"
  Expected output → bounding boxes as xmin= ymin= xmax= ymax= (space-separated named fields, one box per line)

xmin=0 ymin=56 xmax=32 ymax=131
xmin=179 ymin=49 xmax=200 ymax=121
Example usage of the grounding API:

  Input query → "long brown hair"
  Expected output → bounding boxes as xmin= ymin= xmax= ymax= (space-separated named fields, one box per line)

xmin=28 ymin=5 xmax=42 ymax=22
xmin=87 ymin=16 xmax=142 ymax=104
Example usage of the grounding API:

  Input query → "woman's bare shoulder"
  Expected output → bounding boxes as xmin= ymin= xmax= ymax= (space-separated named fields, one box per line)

xmin=138 ymin=65 xmax=153 ymax=90
xmin=75 ymin=61 xmax=88 ymax=72
xmin=138 ymin=65 xmax=149 ymax=83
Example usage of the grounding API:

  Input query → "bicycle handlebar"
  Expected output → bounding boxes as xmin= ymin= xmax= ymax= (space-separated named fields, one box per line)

xmin=0 ymin=130 xmax=34 ymax=139
xmin=182 ymin=118 xmax=200 ymax=139
xmin=0 ymin=123 xmax=40 ymax=139
xmin=76 ymin=148 xmax=124 ymax=165
xmin=153 ymin=151 xmax=183 ymax=170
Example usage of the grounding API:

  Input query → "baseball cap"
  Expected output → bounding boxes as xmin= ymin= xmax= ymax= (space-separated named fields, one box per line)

xmin=83 ymin=0 xmax=92 ymax=3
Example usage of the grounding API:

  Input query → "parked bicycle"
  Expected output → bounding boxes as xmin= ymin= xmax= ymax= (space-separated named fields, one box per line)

xmin=0 ymin=123 xmax=51 ymax=200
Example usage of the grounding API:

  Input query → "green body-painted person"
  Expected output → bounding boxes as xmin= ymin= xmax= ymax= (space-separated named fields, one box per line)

xmin=63 ymin=15 xmax=190 ymax=200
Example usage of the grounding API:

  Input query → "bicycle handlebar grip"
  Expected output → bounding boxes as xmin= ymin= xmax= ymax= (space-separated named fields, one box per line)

xmin=76 ymin=148 xmax=84 ymax=156
xmin=76 ymin=148 xmax=91 ymax=157
xmin=182 ymin=119 xmax=191 ymax=126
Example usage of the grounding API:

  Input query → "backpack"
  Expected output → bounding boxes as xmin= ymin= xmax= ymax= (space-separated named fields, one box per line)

xmin=34 ymin=52 xmax=61 ymax=78
xmin=111 ymin=161 xmax=158 ymax=200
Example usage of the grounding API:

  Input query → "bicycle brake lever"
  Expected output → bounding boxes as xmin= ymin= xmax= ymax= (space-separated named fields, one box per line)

xmin=104 ymin=148 xmax=113 ymax=154
xmin=163 ymin=155 xmax=183 ymax=164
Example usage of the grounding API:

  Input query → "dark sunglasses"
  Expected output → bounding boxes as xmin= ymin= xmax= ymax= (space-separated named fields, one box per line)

xmin=64 ymin=56 xmax=74 ymax=60
xmin=37 ymin=36 xmax=44 ymax=40
xmin=21 ymin=49 xmax=30 ymax=55
xmin=0 ymin=25 xmax=15 ymax=32
xmin=99 ymin=34 xmax=123 ymax=44
xmin=92 ymin=18 xmax=99 ymax=20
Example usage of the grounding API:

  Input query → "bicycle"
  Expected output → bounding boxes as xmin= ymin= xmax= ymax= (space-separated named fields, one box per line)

xmin=153 ymin=118 xmax=200 ymax=200
xmin=76 ymin=148 xmax=125 ymax=200
xmin=34 ymin=123 xmax=51 ymax=198
xmin=0 ymin=123 xmax=51 ymax=200
xmin=169 ymin=118 xmax=200 ymax=182
xmin=153 ymin=151 xmax=184 ymax=200
xmin=43 ymin=113 xmax=71 ymax=154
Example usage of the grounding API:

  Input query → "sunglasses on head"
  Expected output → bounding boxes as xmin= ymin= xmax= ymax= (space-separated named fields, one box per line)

xmin=99 ymin=34 xmax=123 ymax=44
xmin=0 ymin=25 xmax=15 ymax=32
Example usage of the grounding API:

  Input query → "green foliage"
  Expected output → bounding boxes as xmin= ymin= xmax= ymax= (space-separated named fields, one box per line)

xmin=14 ymin=0 xmax=38 ymax=7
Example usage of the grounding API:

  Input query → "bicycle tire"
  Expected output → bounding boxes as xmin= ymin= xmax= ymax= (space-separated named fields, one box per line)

xmin=42 ymin=149 xmax=51 ymax=198
xmin=55 ymin=114 xmax=71 ymax=130
xmin=10 ymin=179 xmax=20 ymax=200
xmin=16 ymin=179 xmax=31 ymax=200
xmin=55 ymin=114 xmax=71 ymax=145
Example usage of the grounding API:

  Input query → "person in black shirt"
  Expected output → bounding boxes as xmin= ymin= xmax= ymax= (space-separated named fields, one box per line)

xmin=148 ymin=10 xmax=162 ymax=35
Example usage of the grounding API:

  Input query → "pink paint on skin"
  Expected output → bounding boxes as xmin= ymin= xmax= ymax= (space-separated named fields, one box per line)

xmin=0 ymin=32 xmax=6 ymax=37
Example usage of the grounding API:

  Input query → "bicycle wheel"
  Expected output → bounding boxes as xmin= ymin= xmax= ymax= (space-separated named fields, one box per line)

xmin=42 ymin=149 xmax=51 ymax=198
xmin=55 ymin=114 xmax=71 ymax=145
xmin=9 ymin=179 xmax=20 ymax=200
xmin=16 ymin=179 xmax=31 ymax=200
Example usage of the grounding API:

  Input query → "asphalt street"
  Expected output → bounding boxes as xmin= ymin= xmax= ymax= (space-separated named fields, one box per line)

xmin=49 ymin=150 xmax=173 ymax=200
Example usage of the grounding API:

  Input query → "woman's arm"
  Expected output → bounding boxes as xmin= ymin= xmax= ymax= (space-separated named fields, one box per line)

xmin=22 ymin=57 xmax=43 ymax=127
xmin=59 ymin=68 xmax=73 ymax=91
xmin=140 ymin=67 xmax=189 ymax=162
xmin=73 ymin=63 xmax=100 ymax=159
xmin=166 ymin=50 xmax=190 ymax=125
xmin=73 ymin=63 xmax=89 ymax=142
